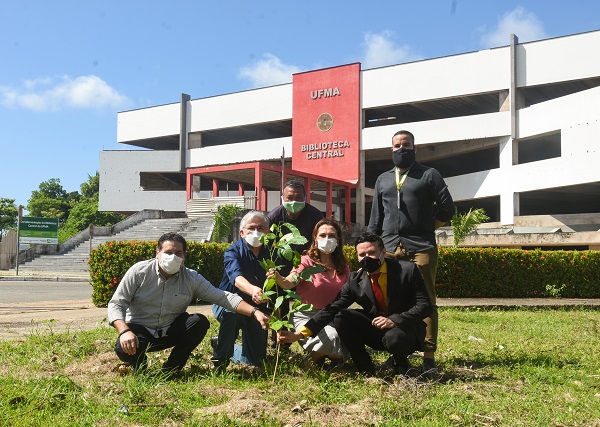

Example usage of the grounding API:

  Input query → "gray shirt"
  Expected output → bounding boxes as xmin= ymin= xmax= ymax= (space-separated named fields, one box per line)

xmin=107 ymin=258 xmax=243 ymax=329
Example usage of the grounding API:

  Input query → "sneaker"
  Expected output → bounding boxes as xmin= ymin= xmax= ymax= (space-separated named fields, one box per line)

xmin=422 ymin=357 xmax=438 ymax=374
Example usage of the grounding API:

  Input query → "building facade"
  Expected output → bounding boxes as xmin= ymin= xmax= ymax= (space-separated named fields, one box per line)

xmin=100 ymin=30 xmax=600 ymax=248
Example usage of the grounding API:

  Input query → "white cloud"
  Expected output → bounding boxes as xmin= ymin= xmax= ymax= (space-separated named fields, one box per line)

xmin=480 ymin=6 xmax=548 ymax=48
xmin=238 ymin=53 xmax=302 ymax=87
xmin=0 ymin=75 xmax=131 ymax=111
xmin=362 ymin=31 xmax=420 ymax=69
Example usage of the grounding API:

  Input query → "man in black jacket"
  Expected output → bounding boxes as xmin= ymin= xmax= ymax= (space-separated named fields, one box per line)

xmin=278 ymin=233 xmax=432 ymax=375
xmin=367 ymin=129 xmax=455 ymax=372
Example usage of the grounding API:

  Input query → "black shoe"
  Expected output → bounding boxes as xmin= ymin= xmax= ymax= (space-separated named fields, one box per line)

xmin=422 ymin=358 xmax=438 ymax=374
xmin=210 ymin=336 xmax=218 ymax=353
xmin=394 ymin=356 xmax=412 ymax=376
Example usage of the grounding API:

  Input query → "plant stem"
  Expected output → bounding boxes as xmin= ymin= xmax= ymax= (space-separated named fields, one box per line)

xmin=272 ymin=341 xmax=281 ymax=383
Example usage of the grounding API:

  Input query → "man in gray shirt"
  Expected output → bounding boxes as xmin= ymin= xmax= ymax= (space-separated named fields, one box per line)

xmin=108 ymin=232 xmax=269 ymax=374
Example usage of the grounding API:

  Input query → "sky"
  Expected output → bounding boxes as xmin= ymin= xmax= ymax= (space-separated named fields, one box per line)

xmin=1 ymin=1 xmax=599 ymax=213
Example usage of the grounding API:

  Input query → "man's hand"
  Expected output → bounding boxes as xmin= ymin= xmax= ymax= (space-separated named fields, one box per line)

xmin=254 ymin=310 xmax=271 ymax=330
xmin=119 ymin=331 xmax=139 ymax=355
xmin=251 ymin=286 xmax=268 ymax=304
xmin=277 ymin=330 xmax=303 ymax=343
xmin=372 ymin=316 xmax=396 ymax=330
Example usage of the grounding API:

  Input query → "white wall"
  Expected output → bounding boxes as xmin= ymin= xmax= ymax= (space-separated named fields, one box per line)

xmin=362 ymin=47 xmax=509 ymax=108
xmin=187 ymin=136 xmax=291 ymax=167
xmin=117 ymin=103 xmax=180 ymax=143
xmin=517 ymin=31 xmax=600 ymax=88
xmin=361 ymin=112 xmax=510 ymax=150
xmin=99 ymin=150 xmax=186 ymax=212
xmin=188 ymin=85 xmax=292 ymax=132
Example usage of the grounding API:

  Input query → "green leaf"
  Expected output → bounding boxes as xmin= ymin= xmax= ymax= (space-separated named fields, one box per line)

xmin=278 ymin=245 xmax=294 ymax=262
xmin=259 ymin=258 xmax=277 ymax=271
xmin=294 ymin=303 xmax=313 ymax=313
xmin=269 ymin=319 xmax=284 ymax=331
xmin=274 ymin=295 xmax=285 ymax=310
xmin=263 ymin=275 xmax=277 ymax=292
xmin=299 ymin=265 xmax=327 ymax=281
xmin=284 ymin=289 xmax=302 ymax=301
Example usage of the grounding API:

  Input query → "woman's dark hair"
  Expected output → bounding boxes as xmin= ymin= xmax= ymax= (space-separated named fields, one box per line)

xmin=305 ymin=218 xmax=349 ymax=274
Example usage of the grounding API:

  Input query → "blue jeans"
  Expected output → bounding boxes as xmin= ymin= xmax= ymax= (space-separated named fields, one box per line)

xmin=212 ymin=304 xmax=268 ymax=367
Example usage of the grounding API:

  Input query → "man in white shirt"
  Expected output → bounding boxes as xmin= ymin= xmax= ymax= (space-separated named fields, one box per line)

xmin=108 ymin=232 xmax=269 ymax=374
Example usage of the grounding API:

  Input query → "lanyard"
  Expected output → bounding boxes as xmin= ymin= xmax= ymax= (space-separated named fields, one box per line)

xmin=395 ymin=167 xmax=411 ymax=209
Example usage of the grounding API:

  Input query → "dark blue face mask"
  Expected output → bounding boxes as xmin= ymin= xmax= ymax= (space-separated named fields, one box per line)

xmin=360 ymin=255 xmax=382 ymax=273
xmin=392 ymin=148 xmax=415 ymax=168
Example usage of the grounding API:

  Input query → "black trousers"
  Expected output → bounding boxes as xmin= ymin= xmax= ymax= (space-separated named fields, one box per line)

xmin=114 ymin=312 xmax=210 ymax=371
xmin=334 ymin=309 xmax=421 ymax=374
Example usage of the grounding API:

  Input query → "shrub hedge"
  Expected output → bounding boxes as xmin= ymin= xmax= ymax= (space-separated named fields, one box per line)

xmin=89 ymin=242 xmax=600 ymax=307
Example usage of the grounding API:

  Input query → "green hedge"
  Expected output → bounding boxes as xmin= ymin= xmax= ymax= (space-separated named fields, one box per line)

xmin=437 ymin=247 xmax=600 ymax=298
xmin=89 ymin=240 xmax=229 ymax=307
xmin=89 ymin=242 xmax=600 ymax=307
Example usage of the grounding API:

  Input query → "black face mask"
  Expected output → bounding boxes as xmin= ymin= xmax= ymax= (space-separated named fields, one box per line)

xmin=392 ymin=148 xmax=416 ymax=168
xmin=360 ymin=255 xmax=382 ymax=273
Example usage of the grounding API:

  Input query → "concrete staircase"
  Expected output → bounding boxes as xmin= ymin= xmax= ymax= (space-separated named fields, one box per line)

xmin=12 ymin=217 xmax=215 ymax=278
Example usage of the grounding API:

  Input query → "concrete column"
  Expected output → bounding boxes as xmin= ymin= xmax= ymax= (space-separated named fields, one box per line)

xmin=179 ymin=93 xmax=190 ymax=172
xmin=355 ymin=151 xmax=366 ymax=225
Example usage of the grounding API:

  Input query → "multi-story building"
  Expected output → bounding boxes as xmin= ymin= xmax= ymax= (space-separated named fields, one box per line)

xmin=100 ymin=30 xmax=600 ymax=249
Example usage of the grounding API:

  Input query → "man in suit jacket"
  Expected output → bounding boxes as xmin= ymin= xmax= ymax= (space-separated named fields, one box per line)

xmin=278 ymin=232 xmax=432 ymax=375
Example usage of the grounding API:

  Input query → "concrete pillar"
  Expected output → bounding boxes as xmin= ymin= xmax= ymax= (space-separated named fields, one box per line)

xmin=355 ymin=151 xmax=366 ymax=226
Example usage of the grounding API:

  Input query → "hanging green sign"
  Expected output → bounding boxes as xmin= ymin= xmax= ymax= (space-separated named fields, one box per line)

xmin=19 ymin=217 xmax=59 ymax=244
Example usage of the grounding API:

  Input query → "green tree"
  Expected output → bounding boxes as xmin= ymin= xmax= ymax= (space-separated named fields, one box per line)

xmin=27 ymin=178 xmax=70 ymax=220
xmin=0 ymin=198 xmax=18 ymax=239
xmin=58 ymin=173 xmax=124 ymax=241
xmin=450 ymin=208 xmax=490 ymax=247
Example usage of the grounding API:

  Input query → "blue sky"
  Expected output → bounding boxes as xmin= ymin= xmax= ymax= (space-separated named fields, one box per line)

xmin=1 ymin=1 xmax=599 ymax=212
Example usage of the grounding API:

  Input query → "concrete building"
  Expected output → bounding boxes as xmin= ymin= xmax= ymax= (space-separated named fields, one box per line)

xmin=100 ymin=30 xmax=600 ymax=249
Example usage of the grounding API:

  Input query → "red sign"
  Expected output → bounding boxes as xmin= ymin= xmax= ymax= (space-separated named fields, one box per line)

xmin=292 ymin=63 xmax=361 ymax=183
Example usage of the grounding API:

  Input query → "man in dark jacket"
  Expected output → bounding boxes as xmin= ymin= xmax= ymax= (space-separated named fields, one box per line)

xmin=278 ymin=232 xmax=432 ymax=375
xmin=367 ymin=129 xmax=455 ymax=372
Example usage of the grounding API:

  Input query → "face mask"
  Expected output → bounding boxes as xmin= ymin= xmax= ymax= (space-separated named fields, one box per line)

xmin=282 ymin=199 xmax=305 ymax=215
xmin=159 ymin=253 xmax=183 ymax=275
xmin=317 ymin=237 xmax=338 ymax=254
xmin=245 ymin=230 xmax=263 ymax=247
xmin=359 ymin=255 xmax=383 ymax=273
xmin=392 ymin=148 xmax=416 ymax=168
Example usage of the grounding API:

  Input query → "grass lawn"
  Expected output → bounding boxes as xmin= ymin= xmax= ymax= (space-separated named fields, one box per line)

xmin=1 ymin=307 xmax=599 ymax=426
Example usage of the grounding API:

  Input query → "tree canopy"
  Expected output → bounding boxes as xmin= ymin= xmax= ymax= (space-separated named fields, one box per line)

xmin=23 ymin=174 xmax=124 ymax=242
xmin=0 ymin=198 xmax=18 ymax=237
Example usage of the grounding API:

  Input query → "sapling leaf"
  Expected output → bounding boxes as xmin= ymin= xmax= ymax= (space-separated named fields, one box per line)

xmin=278 ymin=245 xmax=294 ymax=262
xmin=299 ymin=265 xmax=327 ymax=281
xmin=263 ymin=275 xmax=277 ymax=292
xmin=259 ymin=258 xmax=277 ymax=271
xmin=263 ymin=290 xmax=277 ymax=297
xmin=284 ymin=289 xmax=302 ymax=301
xmin=294 ymin=303 xmax=313 ymax=313
xmin=269 ymin=320 xmax=285 ymax=331
xmin=274 ymin=295 xmax=285 ymax=310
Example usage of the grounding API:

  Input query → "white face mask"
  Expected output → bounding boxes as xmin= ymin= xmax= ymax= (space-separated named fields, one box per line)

xmin=244 ymin=230 xmax=263 ymax=247
xmin=317 ymin=237 xmax=338 ymax=254
xmin=159 ymin=253 xmax=184 ymax=275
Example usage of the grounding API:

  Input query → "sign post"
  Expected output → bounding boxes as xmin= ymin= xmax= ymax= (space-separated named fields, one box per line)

xmin=17 ymin=216 xmax=59 ymax=276
xmin=15 ymin=206 xmax=22 ymax=276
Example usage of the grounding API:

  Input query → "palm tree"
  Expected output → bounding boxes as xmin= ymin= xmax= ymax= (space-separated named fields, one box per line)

xmin=450 ymin=208 xmax=489 ymax=247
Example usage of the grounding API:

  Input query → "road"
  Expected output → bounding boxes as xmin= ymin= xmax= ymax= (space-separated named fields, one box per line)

xmin=0 ymin=280 xmax=211 ymax=340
